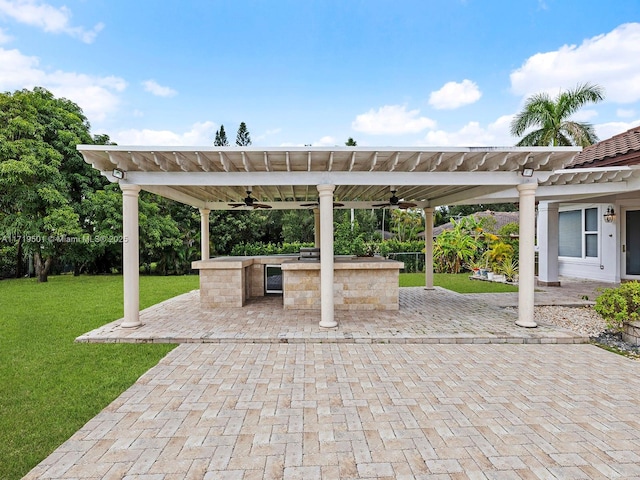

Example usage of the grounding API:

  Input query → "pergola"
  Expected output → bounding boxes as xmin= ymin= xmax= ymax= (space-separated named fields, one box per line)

xmin=77 ymin=145 xmax=585 ymax=329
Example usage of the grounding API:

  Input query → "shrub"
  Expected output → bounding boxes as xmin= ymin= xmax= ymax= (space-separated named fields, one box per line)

xmin=483 ymin=242 xmax=514 ymax=271
xmin=594 ymin=281 xmax=640 ymax=332
xmin=230 ymin=241 xmax=313 ymax=256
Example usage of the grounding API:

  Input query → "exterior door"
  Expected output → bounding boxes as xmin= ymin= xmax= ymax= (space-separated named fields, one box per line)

xmin=623 ymin=209 xmax=640 ymax=278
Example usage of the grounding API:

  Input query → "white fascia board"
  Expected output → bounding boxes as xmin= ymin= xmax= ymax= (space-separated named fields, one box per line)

xmin=472 ymin=181 xmax=632 ymax=203
xmin=117 ymin=171 xmax=523 ymax=187
xmin=80 ymin=144 xmax=581 ymax=154
xmin=553 ymin=165 xmax=640 ymax=174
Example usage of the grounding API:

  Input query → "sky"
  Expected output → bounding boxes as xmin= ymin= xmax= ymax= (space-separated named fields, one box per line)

xmin=0 ymin=0 xmax=639 ymax=147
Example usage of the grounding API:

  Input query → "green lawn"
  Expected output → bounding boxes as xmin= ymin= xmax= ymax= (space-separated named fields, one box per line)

xmin=0 ymin=274 xmax=198 ymax=480
xmin=400 ymin=272 xmax=518 ymax=293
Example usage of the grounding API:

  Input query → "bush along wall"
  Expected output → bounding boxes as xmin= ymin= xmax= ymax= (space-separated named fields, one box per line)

xmin=594 ymin=281 xmax=640 ymax=346
xmin=229 ymin=240 xmax=427 ymax=272
xmin=230 ymin=242 xmax=314 ymax=256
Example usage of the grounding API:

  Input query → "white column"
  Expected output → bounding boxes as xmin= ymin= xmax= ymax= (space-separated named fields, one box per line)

xmin=313 ymin=208 xmax=321 ymax=248
xmin=536 ymin=202 xmax=560 ymax=286
xmin=199 ymin=208 xmax=210 ymax=260
xmin=121 ymin=184 xmax=141 ymax=328
xmin=424 ymin=207 xmax=434 ymax=290
xmin=516 ymin=183 xmax=538 ymax=328
xmin=318 ymin=184 xmax=337 ymax=328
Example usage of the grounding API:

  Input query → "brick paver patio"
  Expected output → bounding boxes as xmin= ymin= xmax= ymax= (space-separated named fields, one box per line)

xmin=27 ymin=280 xmax=640 ymax=479
xmin=27 ymin=343 xmax=640 ymax=479
xmin=76 ymin=287 xmax=589 ymax=345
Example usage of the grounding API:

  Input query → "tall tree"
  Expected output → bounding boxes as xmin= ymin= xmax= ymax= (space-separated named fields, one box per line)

xmin=282 ymin=210 xmax=314 ymax=243
xmin=0 ymin=88 xmax=98 ymax=282
xmin=510 ymin=83 xmax=604 ymax=147
xmin=345 ymin=137 xmax=357 ymax=146
xmin=236 ymin=122 xmax=251 ymax=146
xmin=214 ymin=125 xmax=229 ymax=146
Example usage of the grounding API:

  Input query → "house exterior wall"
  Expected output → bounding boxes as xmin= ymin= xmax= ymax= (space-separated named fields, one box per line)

xmin=556 ymin=202 xmax=619 ymax=283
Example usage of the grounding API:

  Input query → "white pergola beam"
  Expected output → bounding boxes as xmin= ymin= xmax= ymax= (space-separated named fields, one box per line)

xmin=472 ymin=181 xmax=631 ymax=204
xmin=116 ymin=171 xmax=525 ymax=187
xmin=142 ymin=185 xmax=207 ymax=208
xmin=429 ymin=185 xmax=515 ymax=206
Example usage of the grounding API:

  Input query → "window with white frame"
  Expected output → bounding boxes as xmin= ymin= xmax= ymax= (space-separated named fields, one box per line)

xmin=558 ymin=207 xmax=599 ymax=258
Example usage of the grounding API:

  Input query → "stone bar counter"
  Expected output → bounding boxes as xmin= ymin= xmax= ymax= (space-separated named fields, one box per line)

xmin=281 ymin=257 xmax=403 ymax=311
xmin=191 ymin=256 xmax=403 ymax=310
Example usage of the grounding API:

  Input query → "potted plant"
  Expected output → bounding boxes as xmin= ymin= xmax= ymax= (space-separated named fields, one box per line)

xmin=499 ymin=257 xmax=519 ymax=283
xmin=465 ymin=258 xmax=483 ymax=277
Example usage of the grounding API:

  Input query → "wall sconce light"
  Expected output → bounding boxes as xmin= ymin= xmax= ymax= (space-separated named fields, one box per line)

xmin=521 ymin=167 xmax=534 ymax=177
xmin=112 ymin=168 xmax=125 ymax=180
xmin=603 ymin=205 xmax=616 ymax=223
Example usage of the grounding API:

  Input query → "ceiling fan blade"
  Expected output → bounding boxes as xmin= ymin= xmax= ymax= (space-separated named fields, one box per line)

xmin=253 ymin=203 xmax=272 ymax=209
xmin=301 ymin=202 xmax=343 ymax=208
xmin=373 ymin=203 xmax=391 ymax=208
xmin=229 ymin=203 xmax=245 ymax=208
xmin=398 ymin=202 xmax=418 ymax=209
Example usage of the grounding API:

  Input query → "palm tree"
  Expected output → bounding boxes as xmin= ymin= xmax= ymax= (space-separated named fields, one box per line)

xmin=510 ymin=83 xmax=604 ymax=147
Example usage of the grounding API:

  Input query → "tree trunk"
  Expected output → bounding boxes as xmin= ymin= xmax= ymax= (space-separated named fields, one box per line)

xmin=15 ymin=237 xmax=24 ymax=278
xmin=34 ymin=251 xmax=52 ymax=283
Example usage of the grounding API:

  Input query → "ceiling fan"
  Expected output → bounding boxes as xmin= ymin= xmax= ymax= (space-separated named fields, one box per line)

xmin=373 ymin=190 xmax=417 ymax=209
xmin=229 ymin=190 xmax=272 ymax=209
xmin=300 ymin=200 xmax=345 ymax=208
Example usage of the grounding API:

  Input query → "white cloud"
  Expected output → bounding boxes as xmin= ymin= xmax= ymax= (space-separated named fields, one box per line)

xmin=0 ymin=26 xmax=11 ymax=43
xmin=352 ymin=105 xmax=436 ymax=135
xmin=254 ymin=127 xmax=282 ymax=142
xmin=113 ymin=121 xmax=217 ymax=146
xmin=428 ymin=79 xmax=482 ymax=110
xmin=617 ymin=108 xmax=635 ymax=118
xmin=594 ymin=121 xmax=640 ymax=142
xmin=511 ymin=23 xmax=640 ymax=103
xmin=0 ymin=0 xmax=104 ymax=43
xmin=571 ymin=109 xmax=598 ymax=122
xmin=0 ymin=47 xmax=126 ymax=121
xmin=142 ymin=79 xmax=177 ymax=97
xmin=420 ymin=115 xmax=515 ymax=147
xmin=313 ymin=136 xmax=336 ymax=146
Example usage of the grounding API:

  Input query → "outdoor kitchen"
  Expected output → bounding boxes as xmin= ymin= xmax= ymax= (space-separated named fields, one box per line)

xmin=191 ymin=248 xmax=404 ymax=311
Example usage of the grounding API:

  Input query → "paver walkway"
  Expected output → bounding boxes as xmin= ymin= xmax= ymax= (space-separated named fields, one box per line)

xmin=27 ymin=343 xmax=640 ymax=479
xmin=28 ymin=279 xmax=637 ymax=479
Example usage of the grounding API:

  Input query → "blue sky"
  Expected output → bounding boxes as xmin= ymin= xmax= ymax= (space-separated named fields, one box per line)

xmin=1 ymin=0 xmax=639 ymax=147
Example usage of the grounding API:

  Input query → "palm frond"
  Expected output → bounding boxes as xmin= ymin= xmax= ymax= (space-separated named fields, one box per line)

xmin=510 ymin=93 xmax=553 ymax=136
xmin=557 ymin=83 xmax=605 ymax=118
xmin=561 ymin=121 xmax=599 ymax=147
xmin=516 ymin=129 xmax=547 ymax=146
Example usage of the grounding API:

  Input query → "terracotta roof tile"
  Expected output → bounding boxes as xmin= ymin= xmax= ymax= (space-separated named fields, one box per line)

xmin=568 ymin=125 xmax=640 ymax=168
